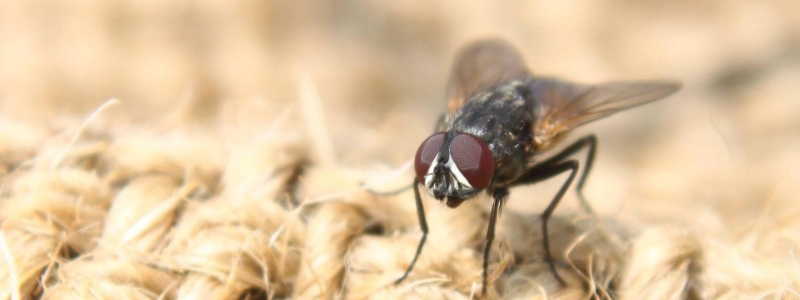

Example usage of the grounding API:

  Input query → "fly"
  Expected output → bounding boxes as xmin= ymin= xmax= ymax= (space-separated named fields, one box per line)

xmin=394 ymin=39 xmax=681 ymax=296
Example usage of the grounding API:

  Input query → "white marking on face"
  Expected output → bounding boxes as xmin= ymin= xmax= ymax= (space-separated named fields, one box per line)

xmin=422 ymin=149 xmax=474 ymax=193
xmin=424 ymin=154 xmax=439 ymax=188
xmin=445 ymin=152 xmax=473 ymax=189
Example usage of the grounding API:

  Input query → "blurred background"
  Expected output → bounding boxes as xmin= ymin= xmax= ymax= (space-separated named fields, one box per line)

xmin=1 ymin=0 xmax=799 ymax=257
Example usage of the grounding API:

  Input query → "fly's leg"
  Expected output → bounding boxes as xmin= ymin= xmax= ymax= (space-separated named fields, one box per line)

xmin=481 ymin=187 xmax=508 ymax=296
xmin=395 ymin=178 xmax=428 ymax=283
xmin=534 ymin=135 xmax=597 ymax=214
xmin=512 ymin=160 xmax=580 ymax=286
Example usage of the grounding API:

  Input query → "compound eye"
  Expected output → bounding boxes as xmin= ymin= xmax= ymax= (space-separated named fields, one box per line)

xmin=450 ymin=133 xmax=495 ymax=189
xmin=414 ymin=133 xmax=446 ymax=182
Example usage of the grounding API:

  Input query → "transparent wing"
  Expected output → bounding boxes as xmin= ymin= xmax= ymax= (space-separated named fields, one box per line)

xmin=529 ymin=78 xmax=682 ymax=144
xmin=446 ymin=39 xmax=532 ymax=113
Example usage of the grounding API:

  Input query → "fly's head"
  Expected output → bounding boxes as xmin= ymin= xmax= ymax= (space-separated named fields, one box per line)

xmin=414 ymin=132 xmax=496 ymax=208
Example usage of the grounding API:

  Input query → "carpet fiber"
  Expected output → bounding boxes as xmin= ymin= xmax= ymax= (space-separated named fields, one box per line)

xmin=1 ymin=1 xmax=799 ymax=299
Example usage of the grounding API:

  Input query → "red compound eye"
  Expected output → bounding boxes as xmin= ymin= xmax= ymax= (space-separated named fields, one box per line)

xmin=450 ymin=133 xmax=495 ymax=189
xmin=414 ymin=133 xmax=445 ymax=183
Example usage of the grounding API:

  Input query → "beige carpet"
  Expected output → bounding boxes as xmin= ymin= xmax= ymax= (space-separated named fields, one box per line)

xmin=1 ymin=1 xmax=799 ymax=299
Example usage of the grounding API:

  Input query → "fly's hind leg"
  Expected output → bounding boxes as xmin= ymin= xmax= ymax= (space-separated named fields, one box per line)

xmin=512 ymin=160 xmax=580 ymax=286
xmin=534 ymin=134 xmax=597 ymax=214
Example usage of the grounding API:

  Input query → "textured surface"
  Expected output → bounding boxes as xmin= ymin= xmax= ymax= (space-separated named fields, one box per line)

xmin=1 ymin=1 xmax=800 ymax=299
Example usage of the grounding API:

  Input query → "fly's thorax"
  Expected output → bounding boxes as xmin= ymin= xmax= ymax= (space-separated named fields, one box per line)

xmin=446 ymin=81 xmax=535 ymax=186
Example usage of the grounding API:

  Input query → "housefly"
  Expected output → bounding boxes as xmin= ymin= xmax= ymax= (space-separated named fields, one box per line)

xmin=395 ymin=39 xmax=681 ymax=295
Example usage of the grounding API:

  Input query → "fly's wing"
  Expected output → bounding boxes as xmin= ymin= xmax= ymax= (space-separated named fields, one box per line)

xmin=446 ymin=39 xmax=532 ymax=113
xmin=529 ymin=78 xmax=682 ymax=146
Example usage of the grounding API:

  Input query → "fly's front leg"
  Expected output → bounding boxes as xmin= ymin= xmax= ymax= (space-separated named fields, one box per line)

xmin=512 ymin=160 xmax=580 ymax=286
xmin=396 ymin=178 xmax=428 ymax=284
xmin=534 ymin=134 xmax=597 ymax=214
